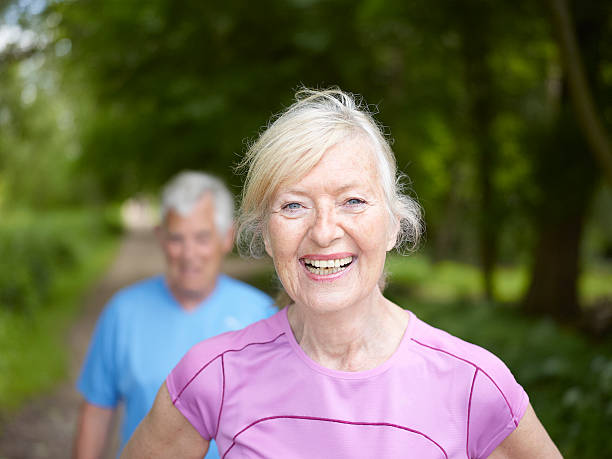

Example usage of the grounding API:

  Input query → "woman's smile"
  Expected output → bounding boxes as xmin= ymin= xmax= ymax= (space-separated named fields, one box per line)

xmin=300 ymin=253 xmax=356 ymax=280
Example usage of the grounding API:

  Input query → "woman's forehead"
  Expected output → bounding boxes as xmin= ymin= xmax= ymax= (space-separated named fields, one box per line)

xmin=273 ymin=142 xmax=383 ymax=197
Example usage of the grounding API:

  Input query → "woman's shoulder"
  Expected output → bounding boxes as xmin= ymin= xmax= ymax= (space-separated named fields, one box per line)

xmin=173 ymin=309 xmax=286 ymax=376
xmin=408 ymin=314 xmax=515 ymax=385
xmin=409 ymin=314 xmax=528 ymax=438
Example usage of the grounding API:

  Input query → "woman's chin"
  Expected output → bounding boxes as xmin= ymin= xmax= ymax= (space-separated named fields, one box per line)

xmin=292 ymin=290 xmax=363 ymax=316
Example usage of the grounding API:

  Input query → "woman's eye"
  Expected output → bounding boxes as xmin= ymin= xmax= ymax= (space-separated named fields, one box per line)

xmin=283 ymin=202 xmax=303 ymax=210
xmin=346 ymin=198 xmax=365 ymax=206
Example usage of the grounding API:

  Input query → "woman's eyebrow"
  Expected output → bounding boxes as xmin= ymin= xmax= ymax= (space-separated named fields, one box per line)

xmin=278 ymin=181 xmax=371 ymax=196
xmin=271 ymin=192 xmax=308 ymax=205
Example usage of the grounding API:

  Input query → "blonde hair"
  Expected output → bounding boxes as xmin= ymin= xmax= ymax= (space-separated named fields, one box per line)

xmin=236 ymin=87 xmax=422 ymax=259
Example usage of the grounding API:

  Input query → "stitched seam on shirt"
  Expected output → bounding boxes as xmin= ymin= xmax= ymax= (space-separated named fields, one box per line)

xmin=215 ymin=354 xmax=226 ymax=439
xmin=466 ymin=368 xmax=478 ymax=459
xmin=478 ymin=390 xmax=529 ymax=457
xmin=223 ymin=415 xmax=448 ymax=459
xmin=411 ymin=338 xmax=517 ymax=424
xmin=172 ymin=332 xmax=285 ymax=404
xmin=172 ymin=356 xmax=220 ymax=404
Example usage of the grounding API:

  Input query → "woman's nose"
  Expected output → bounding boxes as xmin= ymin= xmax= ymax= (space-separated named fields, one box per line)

xmin=309 ymin=206 xmax=344 ymax=247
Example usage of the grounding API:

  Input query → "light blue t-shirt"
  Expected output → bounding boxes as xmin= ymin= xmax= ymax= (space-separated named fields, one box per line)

xmin=77 ymin=274 xmax=276 ymax=457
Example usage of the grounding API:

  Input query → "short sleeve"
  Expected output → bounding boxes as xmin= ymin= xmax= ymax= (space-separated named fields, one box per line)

xmin=76 ymin=299 xmax=121 ymax=407
xmin=467 ymin=366 xmax=529 ymax=458
xmin=166 ymin=342 xmax=225 ymax=440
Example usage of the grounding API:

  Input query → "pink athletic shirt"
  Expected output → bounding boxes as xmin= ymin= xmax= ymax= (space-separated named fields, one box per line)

xmin=167 ymin=308 xmax=528 ymax=458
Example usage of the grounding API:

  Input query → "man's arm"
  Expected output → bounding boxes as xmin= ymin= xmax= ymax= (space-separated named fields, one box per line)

xmin=121 ymin=383 xmax=208 ymax=459
xmin=488 ymin=403 xmax=562 ymax=458
xmin=72 ymin=401 xmax=115 ymax=459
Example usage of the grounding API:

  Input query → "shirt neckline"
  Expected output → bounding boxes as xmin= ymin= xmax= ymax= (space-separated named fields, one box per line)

xmin=278 ymin=306 xmax=417 ymax=380
xmin=160 ymin=274 xmax=225 ymax=314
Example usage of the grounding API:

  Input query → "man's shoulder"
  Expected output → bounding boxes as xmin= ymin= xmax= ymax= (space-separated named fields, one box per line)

xmin=113 ymin=275 xmax=163 ymax=297
xmin=217 ymin=274 xmax=273 ymax=303
xmin=104 ymin=275 xmax=167 ymax=314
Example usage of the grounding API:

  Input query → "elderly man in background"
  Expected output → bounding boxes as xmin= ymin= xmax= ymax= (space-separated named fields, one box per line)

xmin=73 ymin=171 xmax=275 ymax=459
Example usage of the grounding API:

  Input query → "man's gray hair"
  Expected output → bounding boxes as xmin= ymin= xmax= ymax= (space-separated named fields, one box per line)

xmin=161 ymin=171 xmax=234 ymax=235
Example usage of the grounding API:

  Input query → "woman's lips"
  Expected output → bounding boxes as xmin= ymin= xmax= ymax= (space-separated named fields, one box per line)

xmin=300 ymin=254 xmax=355 ymax=279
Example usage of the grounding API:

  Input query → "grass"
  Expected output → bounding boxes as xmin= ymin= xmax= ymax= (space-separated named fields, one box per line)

xmin=0 ymin=219 xmax=118 ymax=416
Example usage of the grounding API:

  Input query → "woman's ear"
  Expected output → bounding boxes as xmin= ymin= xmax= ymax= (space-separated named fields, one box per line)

xmin=263 ymin=227 xmax=273 ymax=257
xmin=386 ymin=217 xmax=400 ymax=252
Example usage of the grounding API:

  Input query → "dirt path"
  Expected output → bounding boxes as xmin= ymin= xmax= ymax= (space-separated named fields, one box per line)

xmin=0 ymin=230 xmax=272 ymax=459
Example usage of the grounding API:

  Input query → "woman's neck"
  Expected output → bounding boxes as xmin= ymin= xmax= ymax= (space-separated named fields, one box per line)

xmin=287 ymin=291 xmax=409 ymax=372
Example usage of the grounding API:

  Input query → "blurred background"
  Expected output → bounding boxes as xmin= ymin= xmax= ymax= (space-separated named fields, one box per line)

xmin=0 ymin=0 xmax=611 ymax=457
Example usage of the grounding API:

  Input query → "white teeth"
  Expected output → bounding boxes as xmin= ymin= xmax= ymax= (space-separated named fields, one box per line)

xmin=303 ymin=256 xmax=354 ymax=275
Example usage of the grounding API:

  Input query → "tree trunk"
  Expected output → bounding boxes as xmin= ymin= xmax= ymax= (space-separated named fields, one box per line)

xmin=547 ymin=0 xmax=612 ymax=187
xmin=433 ymin=164 xmax=466 ymax=262
xmin=459 ymin=10 xmax=498 ymax=301
xmin=523 ymin=213 xmax=586 ymax=319
xmin=522 ymin=0 xmax=606 ymax=319
xmin=521 ymin=105 xmax=599 ymax=319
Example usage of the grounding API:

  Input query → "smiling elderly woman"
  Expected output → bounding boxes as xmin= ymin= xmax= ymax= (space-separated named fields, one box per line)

xmin=122 ymin=89 xmax=561 ymax=458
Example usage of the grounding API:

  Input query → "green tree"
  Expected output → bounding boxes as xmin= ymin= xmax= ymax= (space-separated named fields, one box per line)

xmin=53 ymin=0 xmax=377 ymax=198
xmin=522 ymin=0 xmax=611 ymax=319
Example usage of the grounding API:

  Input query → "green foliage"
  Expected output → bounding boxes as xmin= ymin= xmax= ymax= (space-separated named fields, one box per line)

xmin=52 ymin=0 xmax=379 ymax=197
xmin=385 ymin=254 xmax=612 ymax=304
xmin=584 ymin=185 xmax=612 ymax=262
xmin=0 ymin=209 xmax=120 ymax=314
xmin=0 ymin=50 xmax=88 ymax=209
xmin=0 ymin=209 xmax=118 ymax=412
xmin=9 ymin=0 xmax=602 ymax=272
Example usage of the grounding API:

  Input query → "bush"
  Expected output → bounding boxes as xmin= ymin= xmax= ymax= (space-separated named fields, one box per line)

xmin=0 ymin=208 xmax=119 ymax=413
xmin=0 ymin=209 xmax=120 ymax=314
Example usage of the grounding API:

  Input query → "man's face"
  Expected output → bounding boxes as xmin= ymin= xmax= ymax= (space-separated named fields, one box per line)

xmin=158 ymin=194 xmax=232 ymax=303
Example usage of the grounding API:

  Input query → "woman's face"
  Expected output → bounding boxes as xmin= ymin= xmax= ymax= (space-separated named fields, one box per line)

xmin=265 ymin=137 xmax=398 ymax=313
